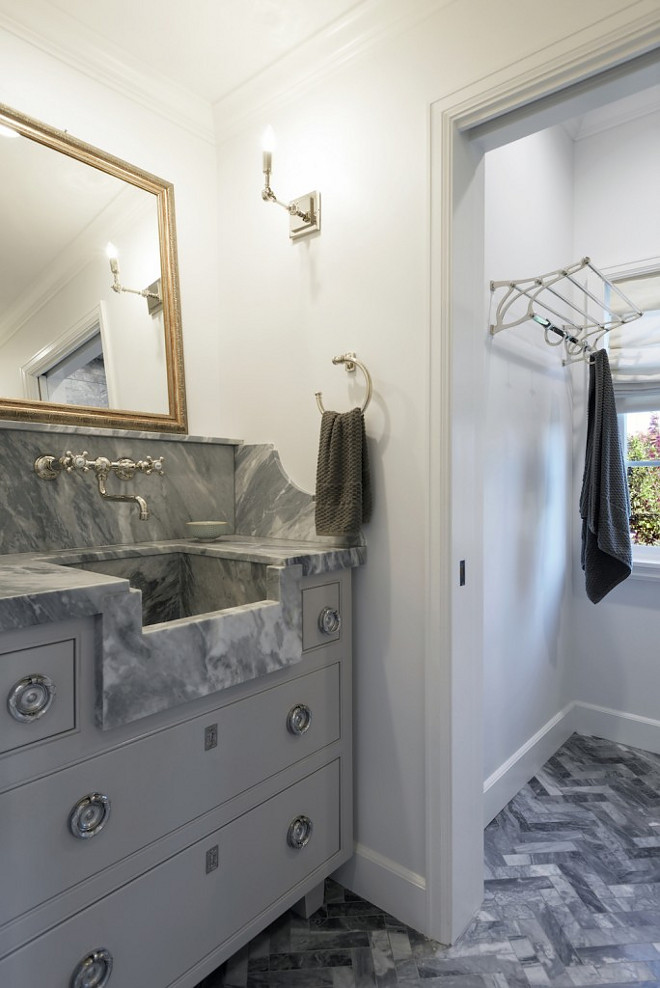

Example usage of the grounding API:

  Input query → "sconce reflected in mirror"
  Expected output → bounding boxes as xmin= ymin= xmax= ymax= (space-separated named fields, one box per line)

xmin=0 ymin=100 xmax=187 ymax=433
xmin=261 ymin=126 xmax=321 ymax=241
xmin=106 ymin=242 xmax=162 ymax=315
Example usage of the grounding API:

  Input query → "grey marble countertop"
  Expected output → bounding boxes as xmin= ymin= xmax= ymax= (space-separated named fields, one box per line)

xmin=0 ymin=537 xmax=365 ymax=728
xmin=0 ymin=537 xmax=366 ymax=628
xmin=1 ymin=536 xmax=365 ymax=578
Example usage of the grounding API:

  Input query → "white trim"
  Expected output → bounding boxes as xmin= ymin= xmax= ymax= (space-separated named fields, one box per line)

xmin=0 ymin=0 xmax=453 ymax=146
xmin=20 ymin=303 xmax=118 ymax=406
xmin=333 ymin=842 xmax=427 ymax=933
xmin=483 ymin=704 xmax=577 ymax=826
xmin=0 ymin=1 xmax=213 ymax=143
xmin=575 ymin=701 xmax=660 ymax=756
xmin=482 ymin=701 xmax=660 ymax=827
xmin=428 ymin=4 xmax=660 ymax=946
xmin=212 ymin=0 xmax=454 ymax=141
xmin=631 ymin=550 xmax=660 ymax=580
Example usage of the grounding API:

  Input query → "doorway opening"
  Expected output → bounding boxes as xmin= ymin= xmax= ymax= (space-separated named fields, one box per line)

xmin=428 ymin=41 xmax=660 ymax=945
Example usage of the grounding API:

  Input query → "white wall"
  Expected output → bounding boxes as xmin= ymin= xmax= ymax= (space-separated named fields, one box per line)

xmin=482 ymin=128 xmax=575 ymax=812
xmin=569 ymin=108 xmax=660 ymax=746
xmin=212 ymin=0 xmax=659 ymax=931
xmin=0 ymin=28 xmax=220 ymax=435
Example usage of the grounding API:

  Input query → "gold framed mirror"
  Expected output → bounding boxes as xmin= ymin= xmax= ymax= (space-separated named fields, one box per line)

xmin=0 ymin=103 xmax=186 ymax=433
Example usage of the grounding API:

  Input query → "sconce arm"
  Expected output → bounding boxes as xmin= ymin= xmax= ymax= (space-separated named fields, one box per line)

xmin=262 ymin=184 xmax=312 ymax=223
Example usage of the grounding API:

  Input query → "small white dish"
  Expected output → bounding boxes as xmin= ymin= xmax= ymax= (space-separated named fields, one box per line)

xmin=185 ymin=521 xmax=228 ymax=540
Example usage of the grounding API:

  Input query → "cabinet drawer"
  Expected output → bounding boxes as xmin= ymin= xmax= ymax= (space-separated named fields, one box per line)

xmin=0 ymin=662 xmax=340 ymax=926
xmin=0 ymin=639 xmax=75 ymax=755
xmin=302 ymin=582 xmax=342 ymax=650
xmin=0 ymin=760 xmax=340 ymax=988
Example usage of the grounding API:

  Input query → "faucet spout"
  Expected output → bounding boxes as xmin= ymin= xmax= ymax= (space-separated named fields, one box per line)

xmin=96 ymin=474 xmax=149 ymax=520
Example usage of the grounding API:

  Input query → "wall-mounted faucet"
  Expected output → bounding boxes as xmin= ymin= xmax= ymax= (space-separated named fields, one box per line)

xmin=34 ymin=452 xmax=164 ymax=521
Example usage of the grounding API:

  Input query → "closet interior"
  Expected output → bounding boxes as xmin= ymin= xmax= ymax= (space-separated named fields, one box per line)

xmin=482 ymin=81 xmax=660 ymax=824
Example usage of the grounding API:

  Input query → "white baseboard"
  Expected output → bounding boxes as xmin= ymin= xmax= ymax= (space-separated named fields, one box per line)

xmin=483 ymin=703 xmax=577 ymax=825
xmin=483 ymin=701 xmax=660 ymax=826
xmin=333 ymin=841 xmax=427 ymax=933
xmin=574 ymin=701 xmax=660 ymax=756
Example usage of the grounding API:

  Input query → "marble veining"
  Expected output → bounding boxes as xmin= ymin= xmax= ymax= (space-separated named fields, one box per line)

xmin=198 ymin=734 xmax=660 ymax=988
xmin=0 ymin=424 xmax=236 ymax=554
xmin=96 ymin=562 xmax=303 ymax=729
xmin=63 ymin=551 xmax=270 ymax=626
xmin=0 ymin=538 xmax=361 ymax=729
xmin=0 ymin=418 xmax=241 ymax=444
xmin=235 ymin=445 xmax=364 ymax=547
xmin=0 ymin=560 xmax=129 ymax=630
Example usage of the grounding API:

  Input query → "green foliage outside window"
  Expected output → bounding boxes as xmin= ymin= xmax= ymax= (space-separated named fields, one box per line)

xmin=627 ymin=413 xmax=660 ymax=545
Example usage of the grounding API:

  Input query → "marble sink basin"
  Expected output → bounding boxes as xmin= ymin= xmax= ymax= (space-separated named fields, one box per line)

xmin=61 ymin=549 xmax=270 ymax=627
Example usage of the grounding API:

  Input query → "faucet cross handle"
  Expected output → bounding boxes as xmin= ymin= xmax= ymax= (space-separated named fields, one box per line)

xmin=137 ymin=456 xmax=164 ymax=475
xmin=62 ymin=450 xmax=90 ymax=473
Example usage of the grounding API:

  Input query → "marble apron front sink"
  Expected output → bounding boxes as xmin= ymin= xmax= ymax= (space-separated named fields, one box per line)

xmin=60 ymin=550 xmax=270 ymax=627
xmin=47 ymin=544 xmax=303 ymax=729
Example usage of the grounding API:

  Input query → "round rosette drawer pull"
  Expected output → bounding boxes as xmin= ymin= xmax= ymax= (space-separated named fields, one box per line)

xmin=70 ymin=947 xmax=113 ymax=987
xmin=286 ymin=703 xmax=312 ymax=736
xmin=318 ymin=606 xmax=341 ymax=635
xmin=69 ymin=793 xmax=111 ymax=839
xmin=287 ymin=814 xmax=313 ymax=849
xmin=7 ymin=674 xmax=56 ymax=722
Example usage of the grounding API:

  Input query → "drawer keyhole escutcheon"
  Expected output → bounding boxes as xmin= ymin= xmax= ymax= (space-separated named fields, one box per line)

xmin=7 ymin=673 xmax=56 ymax=722
xmin=286 ymin=703 xmax=312 ymax=736
xmin=70 ymin=947 xmax=113 ymax=987
xmin=287 ymin=815 xmax=313 ymax=849
xmin=69 ymin=793 xmax=111 ymax=839
xmin=204 ymin=723 xmax=218 ymax=750
xmin=318 ymin=606 xmax=341 ymax=636
xmin=206 ymin=844 xmax=219 ymax=874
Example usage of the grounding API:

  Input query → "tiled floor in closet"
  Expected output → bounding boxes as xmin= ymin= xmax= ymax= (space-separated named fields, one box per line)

xmin=197 ymin=734 xmax=660 ymax=988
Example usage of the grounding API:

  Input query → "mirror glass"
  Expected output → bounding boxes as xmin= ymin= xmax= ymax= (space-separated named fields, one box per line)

xmin=0 ymin=104 xmax=186 ymax=432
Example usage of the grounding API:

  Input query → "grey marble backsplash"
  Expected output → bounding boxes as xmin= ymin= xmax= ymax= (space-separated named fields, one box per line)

xmin=235 ymin=444 xmax=362 ymax=545
xmin=0 ymin=423 xmax=364 ymax=555
xmin=0 ymin=423 xmax=236 ymax=554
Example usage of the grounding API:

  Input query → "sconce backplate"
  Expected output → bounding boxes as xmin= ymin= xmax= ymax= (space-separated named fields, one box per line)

xmin=290 ymin=191 xmax=321 ymax=241
xmin=146 ymin=279 xmax=163 ymax=316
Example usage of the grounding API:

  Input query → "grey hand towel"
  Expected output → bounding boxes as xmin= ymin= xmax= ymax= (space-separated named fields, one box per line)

xmin=315 ymin=407 xmax=372 ymax=536
xmin=579 ymin=348 xmax=632 ymax=603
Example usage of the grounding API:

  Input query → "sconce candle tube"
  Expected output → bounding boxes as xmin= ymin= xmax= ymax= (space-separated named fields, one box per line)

xmin=262 ymin=126 xmax=275 ymax=177
xmin=105 ymin=241 xmax=161 ymax=305
xmin=259 ymin=125 xmax=320 ymax=240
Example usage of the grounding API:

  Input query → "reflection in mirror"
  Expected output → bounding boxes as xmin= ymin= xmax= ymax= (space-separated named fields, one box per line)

xmin=0 ymin=103 xmax=186 ymax=432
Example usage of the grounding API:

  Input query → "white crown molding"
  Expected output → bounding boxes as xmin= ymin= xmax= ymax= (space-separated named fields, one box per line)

xmin=0 ymin=0 xmax=214 ymax=144
xmin=211 ymin=0 xmax=454 ymax=141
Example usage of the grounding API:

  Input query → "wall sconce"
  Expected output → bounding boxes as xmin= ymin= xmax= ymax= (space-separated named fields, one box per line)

xmin=105 ymin=242 xmax=162 ymax=315
xmin=261 ymin=127 xmax=321 ymax=241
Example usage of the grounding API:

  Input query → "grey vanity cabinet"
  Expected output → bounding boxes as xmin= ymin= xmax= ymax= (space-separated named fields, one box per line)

xmin=0 ymin=568 xmax=353 ymax=988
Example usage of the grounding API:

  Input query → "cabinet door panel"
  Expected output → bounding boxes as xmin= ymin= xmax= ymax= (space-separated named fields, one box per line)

xmin=0 ymin=639 xmax=75 ymax=754
xmin=0 ymin=761 xmax=340 ymax=988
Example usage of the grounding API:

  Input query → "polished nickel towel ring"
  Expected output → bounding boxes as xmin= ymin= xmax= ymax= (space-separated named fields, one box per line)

xmin=315 ymin=352 xmax=373 ymax=414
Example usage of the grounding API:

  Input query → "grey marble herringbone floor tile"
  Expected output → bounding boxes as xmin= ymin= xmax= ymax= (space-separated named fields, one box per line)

xmin=194 ymin=734 xmax=660 ymax=988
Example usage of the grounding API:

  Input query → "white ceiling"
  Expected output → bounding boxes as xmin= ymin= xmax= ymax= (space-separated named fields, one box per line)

xmin=0 ymin=0 xmax=367 ymax=105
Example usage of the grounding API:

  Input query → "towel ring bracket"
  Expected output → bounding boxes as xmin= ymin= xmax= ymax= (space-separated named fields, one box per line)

xmin=315 ymin=352 xmax=372 ymax=415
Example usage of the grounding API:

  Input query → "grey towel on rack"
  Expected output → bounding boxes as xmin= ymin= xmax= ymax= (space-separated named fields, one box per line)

xmin=315 ymin=407 xmax=372 ymax=536
xmin=579 ymin=348 xmax=632 ymax=603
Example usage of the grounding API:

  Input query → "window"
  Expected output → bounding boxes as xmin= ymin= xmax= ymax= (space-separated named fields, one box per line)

xmin=36 ymin=331 xmax=109 ymax=408
xmin=623 ymin=409 xmax=660 ymax=548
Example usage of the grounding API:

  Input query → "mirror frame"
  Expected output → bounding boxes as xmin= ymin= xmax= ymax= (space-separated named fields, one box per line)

xmin=0 ymin=103 xmax=187 ymax=433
